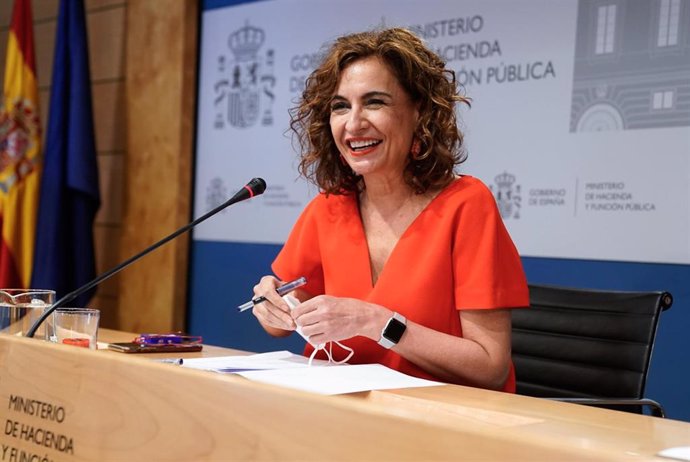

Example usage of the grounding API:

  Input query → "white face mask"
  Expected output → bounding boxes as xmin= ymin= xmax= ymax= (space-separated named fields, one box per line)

xmin=284 ymin=295 xmax=354 ymax=366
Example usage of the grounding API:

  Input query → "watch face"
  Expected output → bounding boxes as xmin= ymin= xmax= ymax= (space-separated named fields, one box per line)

xmin=384 ymin=318 xmax=406 ymax=343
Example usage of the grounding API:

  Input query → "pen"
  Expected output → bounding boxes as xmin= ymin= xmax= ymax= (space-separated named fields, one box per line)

xmin=237 ymin=276 xmax=307 ymax=312
xmin=156 ymin=358 xmax=183 ymax=365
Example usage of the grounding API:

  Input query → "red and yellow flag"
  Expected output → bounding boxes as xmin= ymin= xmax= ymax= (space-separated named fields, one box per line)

xmin=0 ymin=0 xmax=42 ymax=288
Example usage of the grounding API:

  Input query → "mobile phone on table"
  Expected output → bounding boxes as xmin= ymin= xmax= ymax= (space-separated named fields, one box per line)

xmin=107 ymin=342 xmax=203 ymax=354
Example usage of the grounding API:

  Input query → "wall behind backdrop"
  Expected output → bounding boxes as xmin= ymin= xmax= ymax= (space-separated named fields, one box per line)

xmin=190 ymin=0 xmax=690 ymax=421
xmin=0 ymin=0 xmax=199 ymax=335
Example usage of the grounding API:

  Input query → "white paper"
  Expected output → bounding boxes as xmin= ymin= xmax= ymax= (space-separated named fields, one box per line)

xmin=181 ymin=350 xmax=326 ymax=372
xmin=658 ymin=447 xmax=690 ymax=462
xmin=237 ymin=363 xmax=443 ymax=395
xmin=180 ymin=350 xmax=442 ymax=394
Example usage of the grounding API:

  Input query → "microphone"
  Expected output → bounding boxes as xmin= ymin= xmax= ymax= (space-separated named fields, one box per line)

xmin=25 ymin=177 xmax=267 ymax=338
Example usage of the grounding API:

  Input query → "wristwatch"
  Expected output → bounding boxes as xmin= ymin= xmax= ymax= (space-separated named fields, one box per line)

xmin=378 ymin=312 xmax=407 ymax=349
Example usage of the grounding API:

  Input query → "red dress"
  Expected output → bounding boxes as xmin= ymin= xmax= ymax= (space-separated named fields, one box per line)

xmin=273 ymin=176 xmax=529 ymax=392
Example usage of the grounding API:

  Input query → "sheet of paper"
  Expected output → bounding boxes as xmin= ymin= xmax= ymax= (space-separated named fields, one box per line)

xmin=658 ymin=447 xmax=690 ymax=461
xmin=237 ymin=363 xmax=443 ymax=395
xmin=180 ymin=350 xmax=443 ymax=394
xmin=181 ymin=350 xmax=327 ymax=372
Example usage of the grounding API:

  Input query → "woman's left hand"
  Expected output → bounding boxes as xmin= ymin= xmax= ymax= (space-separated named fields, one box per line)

xmin=290 ymin=295 xmax=389 ymax=345
xmin=291 ymin=294 xmax=513 ymax=390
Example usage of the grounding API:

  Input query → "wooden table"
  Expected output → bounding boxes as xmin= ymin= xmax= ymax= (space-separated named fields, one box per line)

xmin=0 ymin=330 xmax=688 ymax=461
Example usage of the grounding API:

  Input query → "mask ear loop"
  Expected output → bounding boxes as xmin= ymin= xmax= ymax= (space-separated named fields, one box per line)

xmin=285 ymin=295 xmax=354 ymax=366
xmin=331 ymin=341 xmax=354 ymax=364
xmin=307 ymin=343 xmax=322 ymax=366
xmin=307 ymin=341 xmax=354 ymax=366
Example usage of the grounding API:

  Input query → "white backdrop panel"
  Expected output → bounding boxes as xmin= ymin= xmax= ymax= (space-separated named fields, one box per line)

xmin=194 ymin=0 xmax=690 ymax=264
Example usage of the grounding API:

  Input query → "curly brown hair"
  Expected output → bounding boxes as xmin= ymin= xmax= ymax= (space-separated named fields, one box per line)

xmin=290 ymin=27 xmax=469 ymax=195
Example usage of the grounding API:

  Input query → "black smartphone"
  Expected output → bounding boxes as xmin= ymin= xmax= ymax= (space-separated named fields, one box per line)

xmin=107 ymin=342 xmax=203 ymax=354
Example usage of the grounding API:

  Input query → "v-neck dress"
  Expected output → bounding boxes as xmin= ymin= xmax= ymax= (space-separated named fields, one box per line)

xmin=272 ymin=175 xmax=529 ymax=392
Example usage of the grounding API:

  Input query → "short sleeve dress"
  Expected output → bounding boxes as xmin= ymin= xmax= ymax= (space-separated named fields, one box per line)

xmin=273 ymin=176 xmax=529 ymax=392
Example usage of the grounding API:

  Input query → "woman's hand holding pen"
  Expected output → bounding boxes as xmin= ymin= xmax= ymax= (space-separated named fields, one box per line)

xmin=251 ymin=276 xmax=298 ymax=335
xmin=250 ymin=276 xmax=392 ymax=345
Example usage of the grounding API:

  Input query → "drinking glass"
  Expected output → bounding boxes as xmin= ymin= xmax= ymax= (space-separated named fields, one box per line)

xmin=52 ymin=308 xmax=100 ymax=349
xmin=0 ymin=289 xmax=55 ymax=338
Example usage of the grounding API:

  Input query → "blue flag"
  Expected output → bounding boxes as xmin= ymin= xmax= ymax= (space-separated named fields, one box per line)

xmin=31 ymin=0 xmax=100 ymax=305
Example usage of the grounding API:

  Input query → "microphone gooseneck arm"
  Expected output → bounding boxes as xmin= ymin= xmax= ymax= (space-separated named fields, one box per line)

xmin=25 ymin=178 xmax=267 ymax=338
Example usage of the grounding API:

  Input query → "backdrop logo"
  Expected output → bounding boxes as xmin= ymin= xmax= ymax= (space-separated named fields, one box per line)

xmin=490 ymin=172 xmax=521 ymax=219
xmin=206 ymin=177 xmax=228 ymax=213
xmin=214 ymin=22 xmax=276 ymax=129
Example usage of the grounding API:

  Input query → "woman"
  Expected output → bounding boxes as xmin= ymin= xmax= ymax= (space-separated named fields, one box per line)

xmin=251 ymin=28 xmax=528 ymax=392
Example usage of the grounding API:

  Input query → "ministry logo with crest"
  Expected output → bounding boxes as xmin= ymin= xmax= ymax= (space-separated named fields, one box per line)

xmin=206 ymin=177 xmax=229 ymax=213
xmin=214 ymin=22 xmax=276 ymax=129
xmin=490 ymin=172 xmax=521 ymax=219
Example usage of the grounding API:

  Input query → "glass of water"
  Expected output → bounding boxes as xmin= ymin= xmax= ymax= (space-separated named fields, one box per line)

xmin=0 ymin=289 xmax=56 ymax=338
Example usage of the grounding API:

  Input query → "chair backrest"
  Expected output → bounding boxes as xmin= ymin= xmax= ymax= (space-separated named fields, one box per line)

xmin=512 ymin=284 xmax=672 ymax=400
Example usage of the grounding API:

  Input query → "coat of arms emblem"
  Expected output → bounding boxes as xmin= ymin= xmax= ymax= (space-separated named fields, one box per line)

xmin=490 ymin=172 xmax=521 ymax=219
xmin=214 ymin=22 xmax=275 ymax=129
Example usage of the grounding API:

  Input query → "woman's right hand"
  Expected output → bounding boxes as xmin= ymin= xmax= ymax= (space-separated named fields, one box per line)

xmin=251 ymin=275 xmax=297 ymax=336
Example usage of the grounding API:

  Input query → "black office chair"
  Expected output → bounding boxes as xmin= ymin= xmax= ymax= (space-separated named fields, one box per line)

xmin=512 ymin=284 xmax=673 ymax=417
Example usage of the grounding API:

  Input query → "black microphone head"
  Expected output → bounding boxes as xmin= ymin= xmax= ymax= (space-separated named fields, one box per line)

xmin=248 ymin=177 xmax=267 ymax=196
xmin=227 ymin=178 xmax=268 ymax=204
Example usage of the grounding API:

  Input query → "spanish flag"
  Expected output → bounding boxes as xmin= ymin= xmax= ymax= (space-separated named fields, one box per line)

xmin=0 ymin=0 xmax=41 ymax=288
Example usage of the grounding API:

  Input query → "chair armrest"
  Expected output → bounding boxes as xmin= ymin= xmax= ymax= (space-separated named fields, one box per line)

xmin=549 ymin=398 xmax=666 ymax=418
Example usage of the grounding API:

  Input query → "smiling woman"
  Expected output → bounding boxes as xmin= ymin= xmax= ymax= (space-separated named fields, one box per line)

xmin=292 ymin=28 xmax=469 ymax=195
xmin=328 ymin=57 xmax=420 ymax=181
xmin=247 ymin=28 xmax=530 ymax=393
